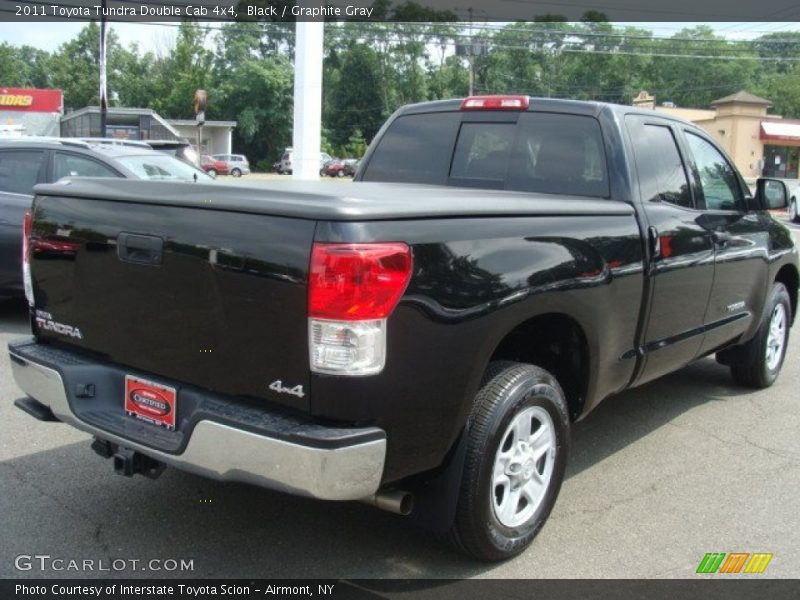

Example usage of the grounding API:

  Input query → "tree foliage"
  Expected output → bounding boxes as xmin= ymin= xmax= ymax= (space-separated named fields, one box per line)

xmin=2 ymin=17 xmax=800 ymax=166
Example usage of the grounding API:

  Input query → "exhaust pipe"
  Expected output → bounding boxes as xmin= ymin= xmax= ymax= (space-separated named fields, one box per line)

xmin=359 ymin=490 xmax=414 ymax=516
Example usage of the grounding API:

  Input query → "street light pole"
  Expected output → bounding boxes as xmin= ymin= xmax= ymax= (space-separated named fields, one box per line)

xmin=99 ymin=0 xmax=108 ymax=137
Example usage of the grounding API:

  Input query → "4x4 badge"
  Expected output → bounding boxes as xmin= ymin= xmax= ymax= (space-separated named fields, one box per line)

xmin=269 ymin=380 xmax=305 ymax=398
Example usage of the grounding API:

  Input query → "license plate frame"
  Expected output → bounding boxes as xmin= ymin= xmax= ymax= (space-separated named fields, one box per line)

xmin=124 ymin=375 xmax=177 ymax=430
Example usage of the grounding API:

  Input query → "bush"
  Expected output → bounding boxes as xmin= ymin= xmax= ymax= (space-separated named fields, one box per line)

xmin=254 ymin=158 xmax=273 ymax=173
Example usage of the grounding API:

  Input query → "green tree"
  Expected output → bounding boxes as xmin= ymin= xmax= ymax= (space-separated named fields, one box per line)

xmin=327 ymin=43 xmax=385 ymax=148
xmin=214 ymin=56 xmax=294 ymax=163
xmin=152 ymin=22 xmax=214 ymax=118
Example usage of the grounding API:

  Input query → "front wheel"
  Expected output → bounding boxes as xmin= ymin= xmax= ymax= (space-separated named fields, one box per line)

xmin=231 ymin=168 xmax=242 ymax=177
xmin=790 ymin=197 xmax=800 ymax=223
xmin=731 ymin=282 xmax=792 ymax=388
xmin=444 ymin=362 xmax=570 ymax=561
xmin=206 ymin=168 xmax=217 ymax=177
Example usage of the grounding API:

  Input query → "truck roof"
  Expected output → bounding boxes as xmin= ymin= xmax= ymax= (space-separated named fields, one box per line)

xmin=395 ymin=96 xmax=701 ymax=130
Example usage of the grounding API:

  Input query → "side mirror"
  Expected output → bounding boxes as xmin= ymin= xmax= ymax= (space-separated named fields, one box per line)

xmin=755 ymin=178 xmax=789 ymax=210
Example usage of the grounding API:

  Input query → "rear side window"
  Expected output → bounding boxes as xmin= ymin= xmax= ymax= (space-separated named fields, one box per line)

xmin=361 ymin=112 xmax=461 ymax=184
xmin=628 ymin=122 xmax=693 ymax=208
xmin=54 ymin=152 xmax=119 ymax=180
xmin=0 ymin=150 xmax=45 ymax=195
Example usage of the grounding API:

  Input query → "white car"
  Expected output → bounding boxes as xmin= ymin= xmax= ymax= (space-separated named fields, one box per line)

xmin=790 ymin=183 xmax=800 ymax=223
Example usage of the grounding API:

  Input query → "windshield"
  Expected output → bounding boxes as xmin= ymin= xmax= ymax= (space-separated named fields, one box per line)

xmin=117 ymin=153 xmax=213 ymax=182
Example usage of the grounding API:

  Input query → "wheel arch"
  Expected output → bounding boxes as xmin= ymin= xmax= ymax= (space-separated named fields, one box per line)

xmin=483 ymin=312 xmax=591 ymax=421
xmin=775 ymin=263 xmax=799 ymax=325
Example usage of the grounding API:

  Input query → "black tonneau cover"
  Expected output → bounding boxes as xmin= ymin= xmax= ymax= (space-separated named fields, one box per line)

xmin=34 ymin=178 xmax=634 ymax=221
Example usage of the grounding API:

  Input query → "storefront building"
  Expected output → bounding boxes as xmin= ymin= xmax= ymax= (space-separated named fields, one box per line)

xmin=166 ymin=119 xmax=237 ymax=156
xmin=61 ymin=106 xmax=183 ymax=141
xmin=58 ymin=106 xmax=237 ymax=156
xmin=0 ymin=87 xmax=63 ymax=136
xmin=637 ymin=90 xmax=800 ymax=180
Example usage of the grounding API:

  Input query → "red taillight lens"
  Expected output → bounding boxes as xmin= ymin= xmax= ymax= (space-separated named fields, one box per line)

xmin=22 ymin=210 xmax=31 ymax=263
xmin=309 ymin=243 xmax=412 ymax=320
xmin=460 ymin=95 xmax=529 ymax=111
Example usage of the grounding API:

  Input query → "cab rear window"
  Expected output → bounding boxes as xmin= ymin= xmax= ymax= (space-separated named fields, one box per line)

xmin=361 ymin=112 xmax=461 ymax=185
xmin=362 ymin=111 xmax=609 ymax=198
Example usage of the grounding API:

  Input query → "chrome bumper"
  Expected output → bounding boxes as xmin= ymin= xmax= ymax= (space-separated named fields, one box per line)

xmin=9 ymin=347 xmax=386 ymax=501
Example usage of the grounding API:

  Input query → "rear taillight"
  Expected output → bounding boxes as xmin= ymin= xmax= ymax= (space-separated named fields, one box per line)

xmin=22 ymin=210 xmax=34 ymax=306
xmin=460 ymin=95 xmax=529 ymax=111
xmin=308 ymin=242 xmax=412 ymax=375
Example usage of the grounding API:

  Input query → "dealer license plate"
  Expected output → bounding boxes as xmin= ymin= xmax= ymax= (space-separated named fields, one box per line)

xmin=124 ymin=375 xmax=177 ymax=430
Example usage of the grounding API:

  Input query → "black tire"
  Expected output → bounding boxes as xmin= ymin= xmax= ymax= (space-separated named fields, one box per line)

xmin=444 ymin=361 xmax=570 ymax=562
xmin=790 ymin=197 xmax=800 ymax=223
xmin=231 ymin=168 xmax=242 ymax=177
xmin=730 ymin=282 xmax=792 ymax=388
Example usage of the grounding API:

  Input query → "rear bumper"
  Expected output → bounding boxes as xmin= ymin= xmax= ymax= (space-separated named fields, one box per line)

xmin=8 ymin=338 xmax=386 ymax=501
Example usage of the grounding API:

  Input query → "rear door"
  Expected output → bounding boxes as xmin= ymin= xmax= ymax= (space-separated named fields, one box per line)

xmin=626 ymin=115 xmax=716 ymax=385
xmin=0 ymin=149 xmax=47 ymax=293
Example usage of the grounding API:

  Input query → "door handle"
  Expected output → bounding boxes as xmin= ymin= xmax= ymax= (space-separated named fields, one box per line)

xmin=648 ymin=226 xmax=660 ymax=258
xmin=711 ymin=230 xmax=732 ymax=246
xmin=117 ymin=233 xmax=163 ymax=266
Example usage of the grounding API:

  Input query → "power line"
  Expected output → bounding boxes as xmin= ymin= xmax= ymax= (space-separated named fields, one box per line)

xmin=5 ymin=8 xmax=800 ymax=62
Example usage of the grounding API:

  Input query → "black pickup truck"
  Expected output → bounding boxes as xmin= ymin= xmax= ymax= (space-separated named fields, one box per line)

xmin=9 ymin=96 xmax=798 ymax=561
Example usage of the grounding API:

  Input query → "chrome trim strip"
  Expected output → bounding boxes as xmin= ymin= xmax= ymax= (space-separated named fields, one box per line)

xmin=9 ymin=351 xmax=385 ymax=501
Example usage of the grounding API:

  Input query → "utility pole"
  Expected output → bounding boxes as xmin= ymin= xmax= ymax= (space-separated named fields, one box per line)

xmin=467 ymin=7 xmax=474 ymax=96
xmin=99 ymin=0 xmax=108 ymax=137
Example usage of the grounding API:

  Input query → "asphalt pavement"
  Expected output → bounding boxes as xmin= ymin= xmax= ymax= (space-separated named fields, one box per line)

xmin=1 ymin=216 xmax=798 ymax=580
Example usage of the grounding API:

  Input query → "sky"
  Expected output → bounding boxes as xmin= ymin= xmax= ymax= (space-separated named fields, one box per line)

xmin=1 ymin=21 xmax=799 ymax=54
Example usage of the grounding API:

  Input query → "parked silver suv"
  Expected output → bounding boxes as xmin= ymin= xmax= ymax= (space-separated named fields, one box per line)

xmin=212 ymin=154 xmax=250 ymax=177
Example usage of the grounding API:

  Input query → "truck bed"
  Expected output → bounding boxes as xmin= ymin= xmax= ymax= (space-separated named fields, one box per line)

xmin=34 ymin=178 xmax=635 ymax=221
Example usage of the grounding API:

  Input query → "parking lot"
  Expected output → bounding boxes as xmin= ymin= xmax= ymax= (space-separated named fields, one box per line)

xmin=1 ymin=216 xmax=798 ymax=580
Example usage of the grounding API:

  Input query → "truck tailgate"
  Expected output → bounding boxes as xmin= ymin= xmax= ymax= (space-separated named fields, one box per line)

xmin=29 ymin=193 xmax=314 ymax=412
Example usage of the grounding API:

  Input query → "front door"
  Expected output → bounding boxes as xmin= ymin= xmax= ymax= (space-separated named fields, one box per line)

xmin=681 ymin=130 xmax=769 ymax=355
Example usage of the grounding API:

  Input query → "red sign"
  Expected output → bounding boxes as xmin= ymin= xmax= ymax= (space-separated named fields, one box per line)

xmin=0 ymin=88 xmax=63 ymax=113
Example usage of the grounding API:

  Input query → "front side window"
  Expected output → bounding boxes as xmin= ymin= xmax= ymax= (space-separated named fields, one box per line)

xmin=685 ymin=132 xmax=744 ymax=211
xmin=0 ymin=150 xmax=45 ymax=195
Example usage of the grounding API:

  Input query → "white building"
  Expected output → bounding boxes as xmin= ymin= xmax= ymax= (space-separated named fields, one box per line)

xmin=167 ymin=119 xmax=237 ymax=156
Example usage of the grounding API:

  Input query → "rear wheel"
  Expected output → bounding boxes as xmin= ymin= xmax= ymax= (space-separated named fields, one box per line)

xmin=790 ymin=197 xmax=799 ymax=223
xmin=444 ymin=362 xmax=570 ymax=561
xmin=730 ymin=283 xmax=792 ymax=388
xmin=231 ymin=168 xmax=242 ymax=177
